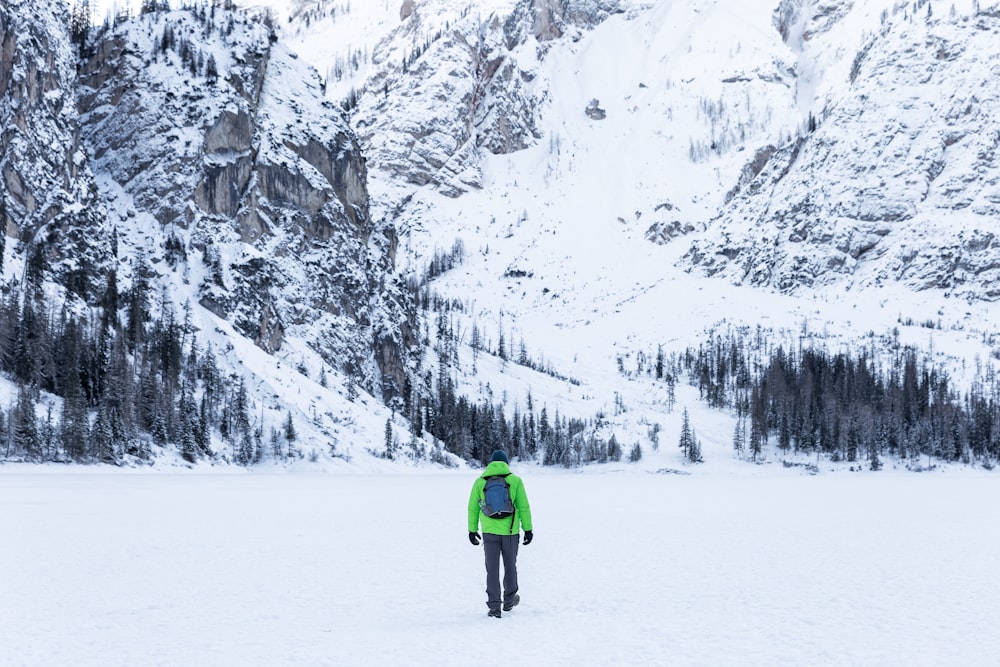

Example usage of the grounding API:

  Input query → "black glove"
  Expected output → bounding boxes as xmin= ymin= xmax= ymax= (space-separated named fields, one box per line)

xmin=523 ymin=530 xmax=533 ymax=545
xmin=469 ymin=532 xmax=481 ymax=545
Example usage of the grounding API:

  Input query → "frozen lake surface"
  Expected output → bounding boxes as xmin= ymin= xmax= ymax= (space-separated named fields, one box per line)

xmin=2 ymin=468 xmax=998 ymax=666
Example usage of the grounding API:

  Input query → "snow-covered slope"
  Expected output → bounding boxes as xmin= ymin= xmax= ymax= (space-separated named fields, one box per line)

xmin=0 ymin=0 xmax=111 ymax=293
xmin=268 ymin=0 xmax=1000 ymax=462
xmin=686 ymin=1 xmax=1000 ymax=299
xmin=284 ymin=0 xmax=999 ymax=299
xmin=77 ymin=7 xmax=414 ymax=400
xmin=1 ymin=2 xmax=433 ymax=467
xmin=4 ymin=0 xmax=1000 ymax=469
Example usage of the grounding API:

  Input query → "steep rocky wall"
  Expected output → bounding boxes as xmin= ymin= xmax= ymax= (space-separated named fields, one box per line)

xmin=683 ymin=10 xmax=1000 ymax=300
xmin=354 ymin=0 xmax=621 ymax=200
xmin=0 ymin=0 xmax=109 ymax=296
xmin=78 ymin=8 xmax=411 ymax=400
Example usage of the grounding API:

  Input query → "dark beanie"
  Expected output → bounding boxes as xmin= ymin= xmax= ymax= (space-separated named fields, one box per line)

xmin=490 ymin=450 xmax=509 ymax=463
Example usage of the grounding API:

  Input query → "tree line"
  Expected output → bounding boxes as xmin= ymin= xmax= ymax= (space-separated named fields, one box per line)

xmin=1 ymin=260 xmax=297 ymax=465
xmin=649 ymin=326 xmax=1000 ymax=468
xmin=400 ymin=245 xmax=627 ymax=468
xmin=407 ymin=364 xmax=632 ymax=467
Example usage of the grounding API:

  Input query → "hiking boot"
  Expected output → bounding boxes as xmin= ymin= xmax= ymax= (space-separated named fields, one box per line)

xmin=503 ymin=594 xmax=520 ymax=612
xmin=487 ymin=608 xmax=502 ymax=619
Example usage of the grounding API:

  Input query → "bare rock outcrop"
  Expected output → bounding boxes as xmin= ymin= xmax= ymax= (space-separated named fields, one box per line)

xmin=683 ymin=10 xmax=1000 ymax=300
xmin=354 ymin=0 xmax=622 ymax=199
xmin=78 ymin=9 xmax=411 ymax=400
xmin=0 ymin=0 xmax=110 ymax=297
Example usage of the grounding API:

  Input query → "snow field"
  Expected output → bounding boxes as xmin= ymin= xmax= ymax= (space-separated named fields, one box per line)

xmin=2 ymin=469 xmax=999 ymax=666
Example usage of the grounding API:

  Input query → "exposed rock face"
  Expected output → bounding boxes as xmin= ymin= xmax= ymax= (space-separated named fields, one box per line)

xmin=0 ymin=0 xmax=109 ymax=296
xmin=77 ymin=9 xmax=411 ymax=400
xmin=683 ymin=10 xmax=1000 ymax=300
xmin=354 ymin=0 xmax=621 ymax=199
xmin=584 ymin=98 xmax=606 ymax=120
xmin=646 ymin=220 xmax=695 ymax=245
xmin=400 ymin=0 xmax=416 ymax=22
xmin=505 ymin=0 xmax=622 ymax=45
xmin=774 ymin=0 xmax=855 ymax=44
xmin=355 ymin=12 xmax=496 ymax=197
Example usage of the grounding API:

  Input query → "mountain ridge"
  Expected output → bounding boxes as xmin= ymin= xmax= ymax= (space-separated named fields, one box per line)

xmin=2 ymin=0 xmax=1000 ymax=469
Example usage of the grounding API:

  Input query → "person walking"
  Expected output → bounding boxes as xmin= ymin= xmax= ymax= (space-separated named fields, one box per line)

xmin=468 ymin=449 xmax=533 ymax=618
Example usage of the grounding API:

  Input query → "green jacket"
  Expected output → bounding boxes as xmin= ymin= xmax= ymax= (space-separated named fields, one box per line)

xmin=467 ymin=461 xmax=533 ymax=535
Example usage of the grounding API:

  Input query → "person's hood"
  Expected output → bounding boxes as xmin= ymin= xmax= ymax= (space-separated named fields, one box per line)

xmin=481 ymin=460 xmax=511 ymax=477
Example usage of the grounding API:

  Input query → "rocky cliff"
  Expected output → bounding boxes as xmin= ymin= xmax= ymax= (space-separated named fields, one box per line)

xmin=0 ymin=4 xmax=416 ymax=402
xmin=83 ymin=7 xmax=412 ymax=399
xmin=683 ymin=5 xmax=1000 ymax=300
xmin=0 ymin=0 xmax=110 ymax=295
xmin=345 ymin=0 xmax=622 ymax=201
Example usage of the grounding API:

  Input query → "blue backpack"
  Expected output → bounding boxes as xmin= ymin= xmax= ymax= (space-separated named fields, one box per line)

xmin=481 ymin=475 xmax=515 ymax=518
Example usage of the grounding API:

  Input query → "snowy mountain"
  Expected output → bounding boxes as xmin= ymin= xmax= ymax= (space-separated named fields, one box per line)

xmin=0 ymin=0 xmax=111 ymax=295
xmin=2 ymin=0 xmax=1000 ymax=469
xmin=287 ymin=0 xmax=1000 ymax=299
xmin=270 ymin=0 xmax=1000 ymax=464
xmin=77 ymin=7 xmax=413 ymax=398
xmin=685 ymin=0 xmax=1000 ymax=299
xmin=1 ymin=1 xmax=424 ymax=466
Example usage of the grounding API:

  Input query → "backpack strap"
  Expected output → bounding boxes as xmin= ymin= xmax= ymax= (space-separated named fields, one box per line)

xmin=508 ymin=476 xmax=516 ymax=534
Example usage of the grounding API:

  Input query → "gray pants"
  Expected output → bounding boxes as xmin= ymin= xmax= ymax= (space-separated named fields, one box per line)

xmin=483 ymin=533 xmax=519 ymax=609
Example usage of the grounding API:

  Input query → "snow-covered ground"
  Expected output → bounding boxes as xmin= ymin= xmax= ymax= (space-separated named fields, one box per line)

xmin=3 ymin=467 xmax=998 ymax=666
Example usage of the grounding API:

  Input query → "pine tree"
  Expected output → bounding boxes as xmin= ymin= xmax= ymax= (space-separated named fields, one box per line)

xmin=91 ymin=406 xmax=116 ymax=464
xmin=70 ymin=0 xmax=92 ymax=57
xmin=160 ymin=23 xmax=172 ymax=55
xmin=253 ymin=426 xmax=263 ymax=464
xmin=846 ymin=416 xmax=859 ymax=462
xmin=384 ymin=417 xmax=394 ymax=460
xmin=150 ymin=411 xmax=168 ymax=447
xmin=12 ymin=386 xmax=42 ymax=461
xmin=510 ymin=406 xmax=523 ymax=459
xmin=13 ymin=298 xmax=40 ymax=387
xmin=237 ymin=427 xmax=254 ymax=466
xmin=126 ymin=259 xmax=151 ymax=351
xmin=100 ymin=270 xmax=120 ymax=334
xmin=0 ymin=291 xmax=17 ymax=374
xmin=196 ymin=396 xmax=212 ymax=456
xmin=628 ymin=441 xmax=642 ymax=462
xmin=284 ymin=411 xmax=297 ymax=457
xmin=2 ymin=405 xmax=9 ymax=461
xmin=607 ymin=434 xmax=622 ymax=462
xmin=40 ymin=404 xmax=56 ymax=461
xmin=100 ymin=332 xmax=133 ymax=459
xmin=178 ymin=379 xmax=198 ymax=463
xmin=678 ymin=407 xmax=694 ymax=460
xmin=525 ymin=392 xmax=537 ymax=459
xmin=270 ymin=426 xmax=283 ymax=461
xmin=198 ymin=344 xmax=223 ymax=425
xmin=733 ymin=417 xmax=745 ymax=459
xmin=55 ymin=317 xmax=90 ymax=461
xmin=778 ymin=408 xmax=791 ymax=456
xmin=538 ymin=406 xmax=550 ymax=446
xmin=60 ymin=385 xmax=90 ymax=462
xmin=869 ymin=439 xmax=883 ymax=471
xmin=688 ymin=432 xmax=703 ymax=463
xmin=136 ymin=357 xmax=158 ymax=433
